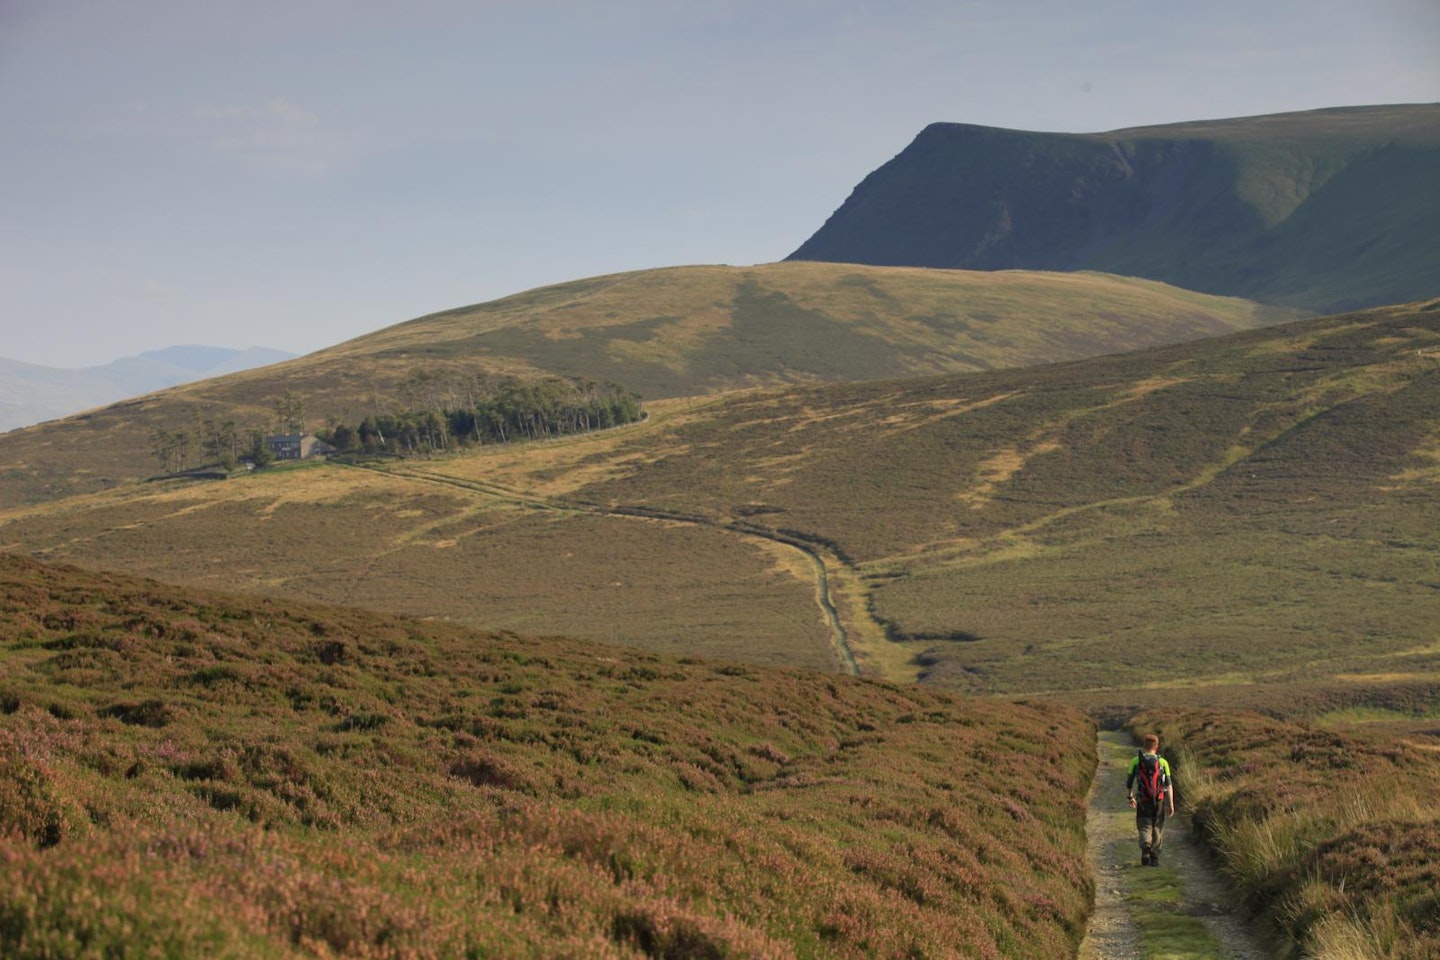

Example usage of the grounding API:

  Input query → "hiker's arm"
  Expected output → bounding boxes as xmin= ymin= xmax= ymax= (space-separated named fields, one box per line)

xmin=1125 ymin=761 xmax=1137 ymax=808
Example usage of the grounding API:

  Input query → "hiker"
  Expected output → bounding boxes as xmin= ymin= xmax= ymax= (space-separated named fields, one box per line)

xmin=1126 ymin=733 xmax=1174 ymax=866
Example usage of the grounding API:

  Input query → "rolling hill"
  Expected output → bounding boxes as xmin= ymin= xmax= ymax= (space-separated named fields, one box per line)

xmin=789 ymin=103 xmax=1440 ymax=313
xmin=3 ymin=207 xmax=1438 ymax=960
xmin=0 ymin=262 xmax=1298 ymax=506
xmin=0 ymin=553 xmax=1096 ymax=958
xmin=4 ymin=298 xmax=1436 ymax=716
xmin=5 ymin=80 xmax=1440 ymax=958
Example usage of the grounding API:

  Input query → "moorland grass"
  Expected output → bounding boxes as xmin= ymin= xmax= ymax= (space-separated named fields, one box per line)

xmin=0 ymin=464 xmax=842 ymax=670
xmin=1137 ymin=708 xmax=1440 ymax=959
xmin=2 ymin=301 xmax=1437 ymax=709
xmin=0 ymin=553 xmax=1098 ymax=958
xmin=0 ymin=262 xmax=1298 ymax=507
xmin=515 ymin=300 xmax=1440 ymax=703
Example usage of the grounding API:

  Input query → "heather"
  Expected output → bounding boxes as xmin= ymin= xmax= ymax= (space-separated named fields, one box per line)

xmin=0 ymin=261 xmax=1293 ymax=507
xmin=0 ymin=554 xmax=1095 ymax=958
xmin=1137 ymin=709 xmax=1440 ymax=959
xmin=9 ymin=300 xmax=1437 ymax=696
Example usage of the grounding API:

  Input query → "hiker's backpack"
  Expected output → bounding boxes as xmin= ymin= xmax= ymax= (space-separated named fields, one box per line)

xmin=1135 ymin=752 xmax=1165 ymax=808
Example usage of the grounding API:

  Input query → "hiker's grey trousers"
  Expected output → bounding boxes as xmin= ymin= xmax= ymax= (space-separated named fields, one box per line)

xmin=1136 ymin=807 xmax=1167 ymax=857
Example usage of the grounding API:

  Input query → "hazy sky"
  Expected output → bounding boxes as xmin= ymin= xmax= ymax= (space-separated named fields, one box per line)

xmin=3 ymin=0 xmax=1437 ymax=368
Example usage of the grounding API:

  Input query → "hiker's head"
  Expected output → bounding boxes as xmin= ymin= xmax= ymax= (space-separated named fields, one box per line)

xmin=1142 ymin=734 xmax=1160 ymax=753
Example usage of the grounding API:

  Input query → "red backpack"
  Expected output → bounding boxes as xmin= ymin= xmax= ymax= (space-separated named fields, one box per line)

xmin=1135 ymin=752 xmax=1166 ymax=808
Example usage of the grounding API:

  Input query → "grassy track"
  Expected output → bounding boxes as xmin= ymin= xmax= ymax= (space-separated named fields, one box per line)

xmin=1082 ymin=731 xmax=1271 ymax=960
xmin=1140 ymin=710 xmax=1440 ymax=958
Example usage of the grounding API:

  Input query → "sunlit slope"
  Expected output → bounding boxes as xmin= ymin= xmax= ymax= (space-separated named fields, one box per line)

xmin=428 ymin=299 xmax=1440 ymax=703
xmin=4 ymin=300 xmax=1435 ymax=707
xmin=791 ymin=104 xmax=1440 ymax=312
xmin=0 ymin=261 xmax=1296 ymax=505
xmin=330 ymin=262 xmax=1290 ymax=391
xmin=0 ymin=554 xmax=1096 ymax=958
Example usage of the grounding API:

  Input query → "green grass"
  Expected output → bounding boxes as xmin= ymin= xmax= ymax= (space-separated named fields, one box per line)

xmin=1313 ymin=705 xmax=1440 ymax=728
xmin=1132 ymin=915 xmax=1224 ymax=960
xmin=1122 ymin=864 xmax=1224 ymax=959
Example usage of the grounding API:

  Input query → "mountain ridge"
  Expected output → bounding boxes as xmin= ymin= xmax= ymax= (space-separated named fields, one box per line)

xmin=788 ymin=103 xmax=1440 ymax=313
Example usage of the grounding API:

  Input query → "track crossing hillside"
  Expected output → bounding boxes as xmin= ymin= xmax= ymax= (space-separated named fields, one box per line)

xmin=340 ymin=460 xmax=862 ymax=676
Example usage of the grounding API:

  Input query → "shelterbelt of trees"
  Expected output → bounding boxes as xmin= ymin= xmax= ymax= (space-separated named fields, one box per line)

xmin=322 ymin=377 xmax=644 ymax=457
xmin=143 ymin=377 xmax=644 ymax=474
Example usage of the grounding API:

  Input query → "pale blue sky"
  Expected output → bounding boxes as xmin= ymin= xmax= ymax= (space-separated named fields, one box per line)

xmin=2 ymin=0 xmax=1437 ymax=367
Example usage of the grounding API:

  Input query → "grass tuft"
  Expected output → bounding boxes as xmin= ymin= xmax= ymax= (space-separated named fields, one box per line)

xmin=1141 ymin=708 xmax=1440 ymax=959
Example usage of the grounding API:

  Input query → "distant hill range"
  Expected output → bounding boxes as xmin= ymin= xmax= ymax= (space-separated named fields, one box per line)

xmin=788 ymin=104 xmax=1440 ymax=313
xmin=0 ymin=345 xmax=295 ymax=433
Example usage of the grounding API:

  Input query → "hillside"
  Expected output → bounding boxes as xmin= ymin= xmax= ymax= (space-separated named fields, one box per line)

xmin=4 ymin=299 xmax=1437 ymax=714
xmin=549 ymin=299 xmax=1440 ymax=712
xmin=789 ymin=104 xmax=1440 ymax=313
xmin=0 ymin=261 xmax=1297 ymax=506
xmin=0 ymin=553 xmax=1095 ymax=958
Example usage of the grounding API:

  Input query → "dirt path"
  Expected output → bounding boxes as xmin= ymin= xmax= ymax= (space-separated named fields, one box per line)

xmin=1080 ymin=731 xmax=1272 ymax=960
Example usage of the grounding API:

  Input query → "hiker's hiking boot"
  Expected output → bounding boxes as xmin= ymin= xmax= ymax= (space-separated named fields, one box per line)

xmin=1149 ymin=852 xmax=1160 ymax=867
xmin=1140 ymin=851 xmax=1152 ymax=866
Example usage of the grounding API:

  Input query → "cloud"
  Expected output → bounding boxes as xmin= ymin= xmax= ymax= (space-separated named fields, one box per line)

xmin=90 ymin=94 xmax=337 ymax=178
xmin=192 ymin=96 xmax=319 ymax=127
xmin=136 ymin=278 xmax=183 ymax=301
xmin=189 ymin=96 xmax=331 ymax=175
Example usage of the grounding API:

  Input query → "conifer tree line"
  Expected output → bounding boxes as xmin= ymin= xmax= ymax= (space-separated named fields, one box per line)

xmin=146 ymin=378 xmax=642 ymax=474
xmin=326 ymin=377 xmax=643 ymax=456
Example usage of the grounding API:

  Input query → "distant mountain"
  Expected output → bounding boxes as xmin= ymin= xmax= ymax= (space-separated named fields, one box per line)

xmin=0 ymin=345 xmax=295 ymax=432
xmin=135 ymin=345 xmax=295 ymax=376
xmin=788 ymin=104 xmax=1440 ymax=313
